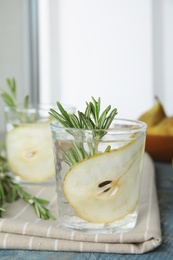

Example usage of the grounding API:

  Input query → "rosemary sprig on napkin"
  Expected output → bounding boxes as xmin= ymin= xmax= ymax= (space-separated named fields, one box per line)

xmin=0 ymin=174 xmax=55 ymax=220
xmin=49 ymin=97 xmax=118 ymax=166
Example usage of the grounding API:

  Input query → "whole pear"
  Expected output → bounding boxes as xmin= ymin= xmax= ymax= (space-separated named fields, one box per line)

xmin=147 ymin=117 xmax=173 ymax=136
xmin=138 ymin=97 xmax=166 ymax=127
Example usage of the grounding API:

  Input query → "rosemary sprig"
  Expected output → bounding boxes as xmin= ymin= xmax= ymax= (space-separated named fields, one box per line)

xmin=49 ymin=97 xmax=118 ymax=166
xmin=49 ymin=97 xmax=118 ymax=131
xmin=0 ymin=78 xmax=29 ymax=109
xmin=0 ymin=173 xmax=56 ymax=220
xmin=0 ymin=78 xmax=35 ymax=123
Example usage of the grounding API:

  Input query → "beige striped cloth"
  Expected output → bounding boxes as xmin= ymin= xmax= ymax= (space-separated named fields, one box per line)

xmin=0 ymin=153 xmax=162 ymax=254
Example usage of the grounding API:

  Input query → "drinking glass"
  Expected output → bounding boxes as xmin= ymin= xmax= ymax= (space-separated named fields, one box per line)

xmin=4 ymin=104 xmax=75 ymax=184
xmin=50 ymin=118 xmax=147 ymax=233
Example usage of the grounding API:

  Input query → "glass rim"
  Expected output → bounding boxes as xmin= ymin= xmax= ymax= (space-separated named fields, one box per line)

xmin=50 ymin=118 xmax=147 ymax=133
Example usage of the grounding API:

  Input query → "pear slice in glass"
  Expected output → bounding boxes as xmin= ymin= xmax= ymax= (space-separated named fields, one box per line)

xmin=6 ymin=122 xmax=55 ymax=182
xmin=63 ymin=134 xmax=144 ymax=223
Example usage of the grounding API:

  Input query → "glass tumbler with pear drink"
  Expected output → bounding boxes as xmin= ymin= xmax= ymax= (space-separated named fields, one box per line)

xmin=50 ymin=98 xmax=147 ymax=233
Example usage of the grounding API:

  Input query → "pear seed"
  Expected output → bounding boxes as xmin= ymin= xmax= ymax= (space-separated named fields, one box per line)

xmin=98 ymin=180 xmax=112 ymax=188
xmin=103 ymin=187 xmax=111 ymax=193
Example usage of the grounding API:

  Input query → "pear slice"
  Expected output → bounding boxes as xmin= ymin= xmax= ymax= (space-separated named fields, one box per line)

xmin=6 ymin=123 xmax=55 ymax=182
xmin=63 ymin=135 xmax=144 ymax=223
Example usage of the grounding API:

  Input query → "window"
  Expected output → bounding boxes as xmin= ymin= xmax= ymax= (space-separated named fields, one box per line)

xmin=1 ymin=0 xmax=172 ymax=135
xmin=0 ymin=0 xmax=39 ymax=133
xmin=38 ymin=0 xmax=153 ymax=119
xmin=38 ymin=0 xmax=173 ymax=118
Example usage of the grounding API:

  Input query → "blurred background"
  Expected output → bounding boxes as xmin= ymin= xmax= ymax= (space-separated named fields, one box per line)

xmin=0 ymin=0 xmax=173 ymax=133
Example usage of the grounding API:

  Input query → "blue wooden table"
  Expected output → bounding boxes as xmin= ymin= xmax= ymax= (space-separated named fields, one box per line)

xmin=0 ymin=161 xmax=173 ymax=259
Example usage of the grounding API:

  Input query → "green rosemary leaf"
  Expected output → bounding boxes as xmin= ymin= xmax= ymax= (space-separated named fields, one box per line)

xmin=47 ymin=212 xmax=56 ymax=220
xmin=0 ymin=92 xmax=16 ymax=107
xmin=6 ymin=78 xmax=11 ymax=87
xmin=78 ymin=111 xmax=84 ymax=128
xmin=69 ymin=114 xmax=81 ymax=128
xmin=34 ymin=204 xmax=41 ymax=218
xmin=64 ymin=160 xmax=72 ymax=167
xmin=91 ymin=96 xmax=100 ymax=124
xmin=6 ymin=78 xmax=17 ymax=105
xmin=73 ymin=142 xmax=86 ymax=161
xmin=63 ymin=150 xmax=75 ymax=166
xmin=98 ymin=110 xmax=107 ymax=128
xmin=97 ymin=97 xmax=101 ymax=111
xmin=11 ymin=185 xmax=18 ymax=202
xmin=34 ymin=198 xmax=49 ymax=204
xmin=85 ymin=102 xmax=91 ymax=118
xmin=67 ymin=148 xmax=79 ymax=165
xmin=36 ymin=202 xmax=47 ymax=214
xmin=104 ymin=109 xmax=117 ymax=129
xmin=56 ymin=102 xmax=71 ymax=124
xmin=103 ymin=116 xmax=112 ymax=129
xmin=49 ymin=109 xmax=60 ymax=119
xmin=49 ymin=109 xmax=69 ymax=127
xmin=23 ymin=95 xmax=29 ymax=108
xmin=81 ymin=147 xmax=90 ymax=158
xmin=109 ymin=107 xmax=118 ymax=118
xmin=6 ymin=78 xmax=16 ymax=97
xmin=87 ymin=143 xmax=95 ymax=156
xmin=0 ymin=183 xmax=5 ymax=204
xmin=103 ymin=108 xmax=118 ymax=129
xmin=98 ymin=105 xmax=111 ymax=126
xmin=91 ymin=97 xmax=98 ymax=120
xmin=78 ymin=112 xmax=95 ymax=129
xmin=89 ymin=101 xmax=96 ymax=121
xmin=0 ymin=155 xmax=8 ymax=173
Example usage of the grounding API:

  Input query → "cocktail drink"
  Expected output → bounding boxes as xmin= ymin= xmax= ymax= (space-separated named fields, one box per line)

xmin=4 ymin=105 xmax=75 ymax=183
xmin=50 ymin=98 xmax=147 ymax=233
xmin=4 ymin=105 xmax=55 ymax=183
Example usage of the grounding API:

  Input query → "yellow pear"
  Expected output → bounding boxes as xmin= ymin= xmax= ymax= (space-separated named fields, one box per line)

xmin=138 ymin=97 xmax=166 ymax=127
xmin=147 ymin=117 xmax=173 ymax=136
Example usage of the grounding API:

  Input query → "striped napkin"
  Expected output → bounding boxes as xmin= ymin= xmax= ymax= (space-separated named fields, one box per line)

xmin=0 ymin=153 xmax=162 ymax=254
